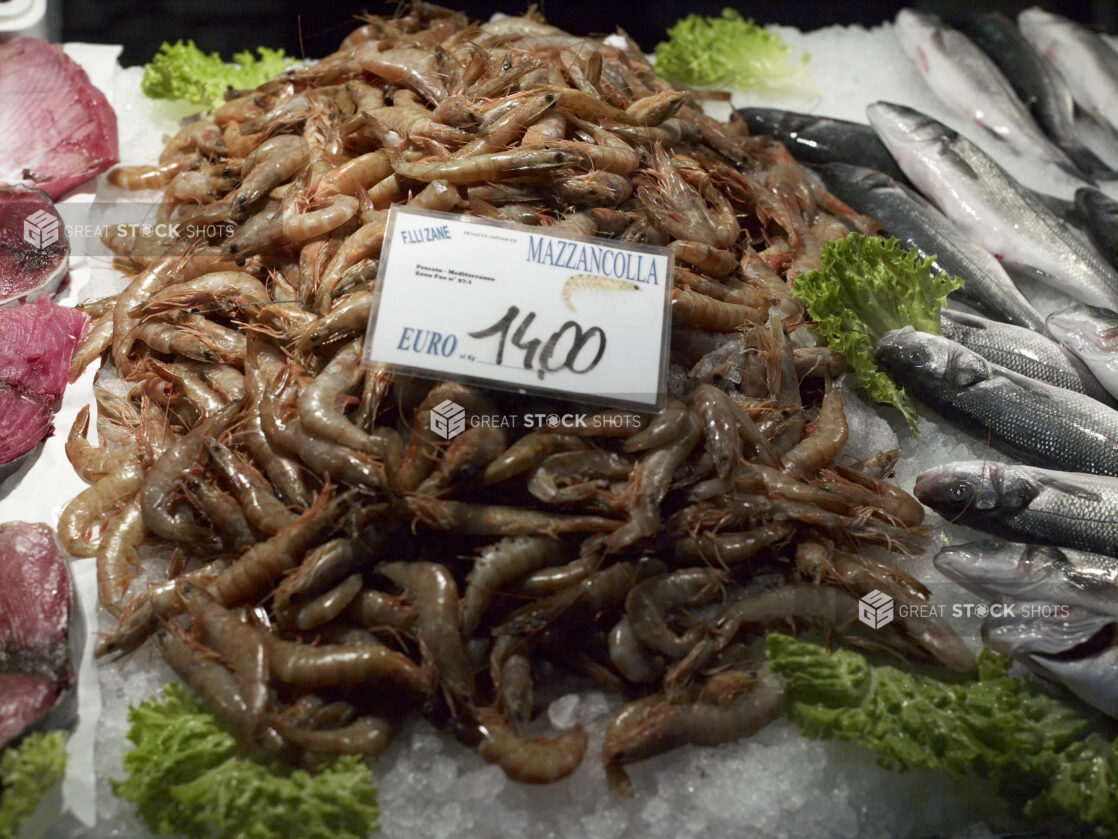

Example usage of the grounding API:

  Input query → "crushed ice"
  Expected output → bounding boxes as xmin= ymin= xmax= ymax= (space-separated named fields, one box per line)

xmin=92 ymin=24 xmax=1052 ymax=839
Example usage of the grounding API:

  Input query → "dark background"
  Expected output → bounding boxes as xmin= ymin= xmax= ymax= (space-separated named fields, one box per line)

xmin=61 ymin=1 xmax=1118 ymax=67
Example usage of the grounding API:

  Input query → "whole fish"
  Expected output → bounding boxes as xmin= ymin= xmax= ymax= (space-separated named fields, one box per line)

xmin=985 ymin=606 xmax=1115 ymax=656
xmin=877 ymin=327 xmax=1118 ymax=475
xmin=1074 ymin=187 xmax=1118 ymax=269
xmin=1019 ymin=8 xmax=1118 ymax=135
xmin=939 ymin=308 xmax=1114 ymax=404
xmin=868 ymin=101 xmax=1118 ymax=312
xmin=983 ymin=607 xmax=1118 ymax=717
xmin=894 ymin=10 xmax=1082 ymax=179
xmin=741 ymin=109 xmax=1079 ymax=224
xmin=735 ymin=108 xmax=907 ymax=181
xmin=1047 ymin=303 xmax=1118 ymax=401
xmin=914 ymin=460 xmax=1118 ymax=557
xmin=934 ymin=540 xmax=1118 ymax=617
xmin=817 ymin=163 xmax=1044 ymax=331
xmin=966 ymin=13 xmax=1117 ymax=180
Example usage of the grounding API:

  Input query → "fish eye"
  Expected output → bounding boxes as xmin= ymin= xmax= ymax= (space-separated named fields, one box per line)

xmin=905 ymin=347 xmax=929 ymax=367
xmin=947 ymin=480 xmax=974 ymax=505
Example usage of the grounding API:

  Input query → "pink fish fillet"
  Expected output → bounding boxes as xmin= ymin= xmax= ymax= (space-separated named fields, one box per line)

xmin=0 ymin=37 xmax=118 ymax=199
xmin=0 ymin=523 xmax=73 ymax=655
xmin=0 ymin=672 xmax=60 ymax=749
xmin=0 ymin=298 xmax=89 ymax=468
xmin=0 ymin=523 xmax=78 ymax=749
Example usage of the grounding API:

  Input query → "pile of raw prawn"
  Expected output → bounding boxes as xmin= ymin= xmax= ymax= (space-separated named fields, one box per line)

xmin=64 ymin=3 xmax=972 ymax=790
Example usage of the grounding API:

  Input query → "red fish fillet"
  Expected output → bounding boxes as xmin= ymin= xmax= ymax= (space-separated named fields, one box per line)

xmin=0 ymin=524 xmax=78 ymax=750
xmin=0 ymin=672 xmax=60 ymax=749
xmin=0 ymin=298 xmax=89 ymax=469
xmin=0 ymin=38 xmax=118 ymax=200
xmin=0 ymin=523 xmax=72 ymax=655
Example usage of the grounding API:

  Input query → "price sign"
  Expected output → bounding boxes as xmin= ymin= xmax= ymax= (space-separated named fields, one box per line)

xmin=364 ymin=208 xmax=672 ymax=410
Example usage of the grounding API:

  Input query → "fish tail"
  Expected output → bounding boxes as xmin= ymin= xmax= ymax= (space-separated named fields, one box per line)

xmin=1061 ymin=141 xmax=1118 ymax=181
xmin=1053 ymin=155 xmax=1099 ymax=187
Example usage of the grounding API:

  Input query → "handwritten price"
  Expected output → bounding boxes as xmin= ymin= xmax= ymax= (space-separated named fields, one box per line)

xmin=469 ymin=305 xmax=606 ymax=380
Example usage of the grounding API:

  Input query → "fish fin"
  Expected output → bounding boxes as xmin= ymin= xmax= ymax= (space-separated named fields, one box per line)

xmin=951 ymin=154 xmax=981 ymax=183
xmin=988 ymin=363 xmax=1097 ymax=411
xmin=1061 ymin=142 xmax=1118 ymax=181
xmin=950 ymin=141 xmax=990 ymax=183
xmin=1073 ymin=105 xmax=1118 ymax=156
xmin=988 ymin=363 xmax=1060 ymax=393
xmin=1034 ymin=473 xmax=1103 ymax=502
xmin=1049 ymin=155 xmax=1099 ymax=186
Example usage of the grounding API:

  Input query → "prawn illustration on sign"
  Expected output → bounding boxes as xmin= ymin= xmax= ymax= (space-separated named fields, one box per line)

xmin=561 ymin=273 xmax=642 ymax=313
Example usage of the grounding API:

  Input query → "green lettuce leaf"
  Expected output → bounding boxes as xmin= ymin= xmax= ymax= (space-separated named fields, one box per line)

xmin=142 ymin=41 xmax=294 ymax=111
xmin=792 ymin=234 xmax=963 ymax=432
xmin=112 ymin=682 xmax=379 ymax=839
xmin=653 ymin=9 xmax=808 ymax=91
xmin=766 ymin=634 xmax=1118 ymax=835
xmin=0 ymin=731 xmax=68 ymax=839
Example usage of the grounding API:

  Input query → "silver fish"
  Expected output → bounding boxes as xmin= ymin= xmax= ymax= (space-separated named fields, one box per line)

xmin=817 ymin=163 xmax=1044 ymax=331
xmin=939 ymin=308 xmax=1114 ymax=404
xmin=876 ymin=327 xmax=1118 ymax=475
xmin=983 ymin=606 xmax=1118 ymax=717
xmin=914 ymin=460 xmax=1118 ymax=557
xmin=738 ymin=106 xmax=1084 ymax=220
xmin=1074 ymin=187 xmax=1118 ymax=270
xmin=894 ymin=9 xmax=1082 ymax=179
xmin=934 ymin=540 xmax=1118 ymax=617
xmin=867 ymin=101 xmax=1118 ymax=312
xmin=735 ymin=108 xmax=907 ymax=181
xmin=965 ymin=12 xmax=1117 ymax=181
xmin=1019 ymin=8 xmax=1118 ymax=135
xmin=1047 ymin=303 xmax=1118 ymax=401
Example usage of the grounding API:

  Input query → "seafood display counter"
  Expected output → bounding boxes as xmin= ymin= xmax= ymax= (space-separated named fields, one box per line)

xmin=3 ymin=7 xmax=1118 ymax=839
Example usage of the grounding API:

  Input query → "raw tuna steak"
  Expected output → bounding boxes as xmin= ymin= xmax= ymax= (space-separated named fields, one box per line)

xmin=0 ymin=37 xmax=118 ymax=200
xmin=0 ymin=298 xmax=88 ymax=480
xmin=0 ymin=672 xmax=60 ymax=750
xmin=0 ymin=522 xmax=72 ymax=657
xmin=0 ymin=185 xmax=69 ymax=306
xmin=0 ymin=523 xmax=79 ymax=750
